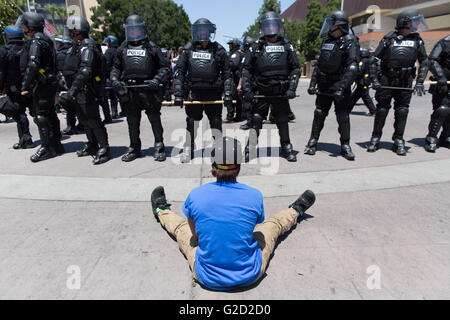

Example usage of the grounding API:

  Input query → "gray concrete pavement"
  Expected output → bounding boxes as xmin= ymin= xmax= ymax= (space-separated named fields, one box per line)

xmin=0 ymin=81 xmax=449 ymax=299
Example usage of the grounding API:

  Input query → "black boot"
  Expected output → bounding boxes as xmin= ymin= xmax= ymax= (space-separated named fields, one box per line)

xmin=30 ymin=145 xmax=56 ymax=162
xmin=13 ymin=139 xmax=34 ymax=150
xmin=150 ymin=186 xmax=171 ymax=222
xmin=77 ymin=143 xmax=99 ymax=157
xmin=281 ymin=143 xmax=297 ymax=162
xmin=341 ymin=144 xmax=355 ymax=161
xmin=93 ymin=147 xmax=111 ymax=165
xmin=424 ymin=136 xmax=439 ymax=153
xmin=180 ymin=145 xmax=194 ymax=163
xmin=367 ymin=137 xmax=381 ymax=152
xmin=289 ymin=190 xmax=316 ymax=218
xmin=153 ymin=142 xmax=167 ymax=162
xmin=31 ymin=118 xmax=56 ymax=163
xmin=392 ymin=138 xmax=407 ymax=156
xmin=122 ymin=146 xmax=141 ymax=162
xmin=304 ymin=138 xmax=318 ymax=156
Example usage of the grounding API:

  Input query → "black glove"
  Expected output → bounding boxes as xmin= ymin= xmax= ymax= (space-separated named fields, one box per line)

xmin=414 ymin=83 xmax=426 ymax=96
xmin=286 ymin=89 xmax=296 ymax=99
xmin=372 ymin=79 xmax=382 ymax=90
xmin=307 ymin=87 xmax=317 ymax=95
xmin=112 ymin=80 xmax=124 ymax=92
xmin=58 ymin=78 xmax=68 ymax=91
xmin=145 ymin=79 xmax=160 ymax=90
xmin=333 ymin=88 xmax=344 ymax=101
xmin=243 ymin=91 xmax=255 ymax=103
xmin=59 ymin=91 xmax=75 ymax=106
xmin=174 ymin=97 xmax=183 ymax=108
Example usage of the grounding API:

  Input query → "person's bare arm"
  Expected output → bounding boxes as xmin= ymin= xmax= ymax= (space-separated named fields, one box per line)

xmin=187 ymin=218 xmax=198 ymax=242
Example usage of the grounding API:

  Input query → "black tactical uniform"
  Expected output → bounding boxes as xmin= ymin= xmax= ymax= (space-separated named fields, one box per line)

xmin=102 ymin=36 xmax=120 ymax=119
xmin=425 ymin=35 xmax=450 ymax=152
xmin=306 ymin=10 xmax=359 ymax=161
xmin=367 ymin=8 xmax=429 ymax=156
xmin=55 ymin=35 xmax=79 ymax=136
xmin=173 ymin=18 xmax=234 ymax=163
xmin=0 ymin=25 xmax=33 ymax=149
xmin=226 ymin=38 xmax=245 ymax=122
xmin=242 ymin=12 xmax=300 ymax=162
xmin=111 ymin=15 xmax=170 ymax=162
xmin=240 ymin=36 xmax=255 ymax=130
xmin=21 ymin=12 xmax=63 ymax=162
xmin=351 ymin=48 xmax=376 ymax=115
xmin=59 ymin=16 xmax=110 ymax=165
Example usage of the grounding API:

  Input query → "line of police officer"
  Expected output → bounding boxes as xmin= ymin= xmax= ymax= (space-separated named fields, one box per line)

xmin=0 ymin=9 xmax=448 ymax=165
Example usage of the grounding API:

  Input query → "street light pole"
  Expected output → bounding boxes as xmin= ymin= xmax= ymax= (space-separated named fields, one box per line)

xmin=79 ymin=0 xmax=84 ymax=18
xmin=341 ymin=0 xmax=344 ymax=11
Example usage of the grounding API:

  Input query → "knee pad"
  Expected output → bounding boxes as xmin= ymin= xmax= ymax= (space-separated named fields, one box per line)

xmin=35 ymin=115 xmax=49 ymax=126
xmin=395 ymin=106 xmax=409 ymax=118
xmin=314 ymin=108 xmax=328 ymax=119
xmin=252 ymin=113 xmax=264 ymax=129
xmin=435 ymin=105 xmax=450 ymax=119
xmin=376 ymin=107 xmax=389 ymax=117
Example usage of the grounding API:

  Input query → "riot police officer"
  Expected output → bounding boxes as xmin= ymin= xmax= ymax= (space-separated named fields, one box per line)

xmin=102 ymin=35 xmax=119 ymax=120
xmin=59 ymin=16 xmax=110 ymax=165
xmin=242 ymin=12 xmax=300 ymax=162
xmin=173 ymin=18 xmax=234 ymax=163
xmin=240 ymin=35 xmax=255 ymax=130
xmin=0 ymin=25 xmax=34 ymax=150
xmin=367 ymin=8 xmax=429 ymax=156
xmin=226 ymin=38 xmax=244 ymax=122
xmin=351 ymin=47 xmax=376 ymax=116
xmin=54 ymin=34 xmax=79 ymax=136
xmin=111 ymin=15 xmax=170 ymax=162
xmin=20 ymin=12 xmax=64 ymax=162
xmin=306 ymin=10 xmax=359 ymax=161
xmin=424 ymin=35 xmax=450 ymax=152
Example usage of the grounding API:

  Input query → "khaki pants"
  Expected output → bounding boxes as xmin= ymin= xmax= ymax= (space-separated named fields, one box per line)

xmin=158 ymin=208 xmax=299 ymax=284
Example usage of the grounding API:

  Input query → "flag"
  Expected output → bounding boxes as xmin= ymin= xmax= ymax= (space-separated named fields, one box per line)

xmin=44 ymin=19 xmax=58 ymax=37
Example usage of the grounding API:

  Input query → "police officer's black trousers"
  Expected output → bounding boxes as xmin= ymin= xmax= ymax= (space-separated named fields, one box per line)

xmin=428 ymin=87 xmax=450 ymax=141
xmin=248 ymin=97 xmax=292 ymax=147
xmin=75 ymin=90 xmax=109 ymax=149
xmin=9 ymin=92 xmax=32 ymax=143
xmin=126 ymin=89 xmax=164 ymax=151
xmin=32 ymin=85 xmax=61 ymax=150
xmin=372 ymin=75 xmax=413 ymax=141
xmin=309 ymin=87 xmax=352 ymax=145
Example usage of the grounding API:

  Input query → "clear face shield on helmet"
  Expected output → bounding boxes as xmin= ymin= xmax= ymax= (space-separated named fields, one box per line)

xmin=192 ymin=24 xmax=215 ymax=42
xmin=124 ymin=23 xmax=147 ymax=42
xmin=319 ymin=17 xmax=350 ymax=36
xmin=410 ymin=14 xmax=428 ymax=32
xmin=260 ymin=18 xmax=284 ymax=37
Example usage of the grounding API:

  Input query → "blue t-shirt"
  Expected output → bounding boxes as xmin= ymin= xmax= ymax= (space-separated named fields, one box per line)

xmin=183 ymin=181 xmax=265 ymax=291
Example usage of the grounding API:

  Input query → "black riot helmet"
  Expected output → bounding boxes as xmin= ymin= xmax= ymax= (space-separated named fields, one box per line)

xmin=259 ymin=11 xmax=284 ymax=37
xmin=192 ymin=18 xmax=216 ymax=42
xmin=320 ymin=10 xmax=350 ymax=36
xmin=227 ymin=38 xmax=241 ymax=50
xmin=66 ymin=15 xmax=90 ymax=38
xmin=124 ymin=15 xmax=147 ymax=42
xmin=20 ymin=12 xmax=45 ymax=32
xmin=103 ymin=35 xmax=119 ymax=47
xmin=360 ymin=47 xmax=370 ymax=58
xmin=396 ymin=8 xmax=428 ymax=32
xmin=211 ymin=137 xmax=244 ymax=171
xmin=243 ymin=35 xmax=254 ymax=50
xmin=3 ymin=25 xmax=24 ymax=43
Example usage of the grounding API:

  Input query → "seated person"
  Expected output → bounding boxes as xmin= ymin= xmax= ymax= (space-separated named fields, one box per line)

xmin=151 ymin=137 xmax=315 ymax=291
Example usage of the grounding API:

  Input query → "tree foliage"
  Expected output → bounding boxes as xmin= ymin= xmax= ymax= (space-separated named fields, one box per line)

xmin=90 ymin=0 xmax=191 ymax=49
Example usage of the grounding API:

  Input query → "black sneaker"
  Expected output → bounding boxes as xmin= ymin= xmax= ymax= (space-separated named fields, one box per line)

xmin=290 ymin=190 xmax=316 ymax=218
xmin=151 ymin=186 xmax=171 ymax=222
